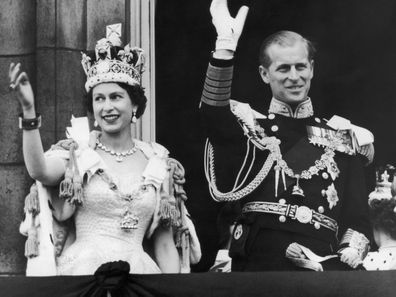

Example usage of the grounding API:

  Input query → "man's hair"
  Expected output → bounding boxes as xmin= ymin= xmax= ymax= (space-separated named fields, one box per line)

xmin=259 ymin=31 xmax=316 ymax=68
xmin=370 ymin=198 xmax=396 ymax=240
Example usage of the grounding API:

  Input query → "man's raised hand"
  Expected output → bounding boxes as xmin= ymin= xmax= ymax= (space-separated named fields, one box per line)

xmin=210 ymin=0 xmax=249 ymax=52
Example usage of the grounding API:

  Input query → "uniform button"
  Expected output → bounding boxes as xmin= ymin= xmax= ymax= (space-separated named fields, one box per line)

xmin=322 ymin=172 xmax=329 ymax=180
xmin=271 ymin=125 xmax=279 ymax=132
xmin=279 ymin=215 xmax=286 ymax=223
xmin=315 ymin=117 xmax=321 ymax=123
xmin=318 ymin=206 xmax=325 ymax=213
xmin=279 ymin=199 xmax=286 ymax=205
xmin=321 ymin=189 xmax=326 ymax=197
xmin=314 ymin=222 xmax=321 ymax=229
xmin=268 ymin=113 xmax=275 ymax=120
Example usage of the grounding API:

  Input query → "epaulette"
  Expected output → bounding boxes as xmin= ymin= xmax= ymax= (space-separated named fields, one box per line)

xmin=229 ymin=100 xmax=267 ymax=140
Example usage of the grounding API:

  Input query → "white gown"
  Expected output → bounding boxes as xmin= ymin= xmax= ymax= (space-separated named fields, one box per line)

xmin=57 ymin=168 xmax=162 ymax=275
xmin=20 ymin=129 xmax=200 ymax=276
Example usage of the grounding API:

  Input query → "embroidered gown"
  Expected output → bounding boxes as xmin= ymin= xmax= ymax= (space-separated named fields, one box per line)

xmin=54 ymin=138 xmax=170 ymax=275
xmin=19 ymin=126 xmax=201 ymax=276
xmin=57 ymin=168 xmax=161 ymax=275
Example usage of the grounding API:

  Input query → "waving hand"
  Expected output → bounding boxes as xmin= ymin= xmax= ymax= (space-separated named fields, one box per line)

xmin=210 ymin=0 xmax=250 ymax=52
xmin=9 ymin=62 xmax=35 ymax=113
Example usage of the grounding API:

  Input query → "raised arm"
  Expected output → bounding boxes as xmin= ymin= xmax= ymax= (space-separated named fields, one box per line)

xmin=200 ymin=0 xmax=250 ymax=140
xmin=9 ymin=63 xmax=66 ymax=186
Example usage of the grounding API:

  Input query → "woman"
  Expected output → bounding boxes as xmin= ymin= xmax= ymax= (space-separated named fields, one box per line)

xmin=10 ymin=28 xmax=200 ymax=275
xmin=363 ymin=198 xmax=396 ymax=270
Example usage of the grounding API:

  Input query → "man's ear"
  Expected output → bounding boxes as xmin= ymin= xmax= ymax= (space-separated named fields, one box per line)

xmin=259 ymin=65 xmax=270 ymax=84
xmin=310 ymin=60 xmax=314 ymax=78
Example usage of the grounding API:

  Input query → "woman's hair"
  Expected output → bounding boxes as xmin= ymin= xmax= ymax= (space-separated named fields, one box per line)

xmin=370 ymin=198 xmax=396 ymax=240
xmin=85 ymin=82 xmax=147 ymax=119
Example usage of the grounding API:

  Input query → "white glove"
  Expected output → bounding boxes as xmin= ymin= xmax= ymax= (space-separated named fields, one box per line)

xmin=210 ymin=0 xmax=250 ymax=52
xmin=339 ymin=247 xmax=362 ymax=269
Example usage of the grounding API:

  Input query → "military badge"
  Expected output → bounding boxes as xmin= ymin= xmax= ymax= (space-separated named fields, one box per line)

xmin=234 ymin=224 xmax=243 ymax=240
xmin=307 ymin=125 xmax=356 ymax=155
xmin=325 ymin=183 xmax=339 ymax=209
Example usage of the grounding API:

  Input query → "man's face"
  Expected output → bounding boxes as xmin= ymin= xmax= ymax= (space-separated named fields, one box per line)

xmin=259 ymin=41 xmax=314 ymax=104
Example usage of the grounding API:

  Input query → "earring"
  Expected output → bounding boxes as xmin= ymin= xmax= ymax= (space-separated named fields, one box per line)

xmin=131 ymin=111 xmax=137 ymax=123
xmin=94 ymin=120 xmax=98 ymax=127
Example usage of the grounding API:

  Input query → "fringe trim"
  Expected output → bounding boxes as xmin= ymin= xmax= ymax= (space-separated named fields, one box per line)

xmin=59 ymin=167 xmax=74 ymax=200
xmin=25 ymin=226 xmax=39 ymax=258
xmin=58 ymin=141 xmax=83 ymax=205
xmin=159 ymin=196 xmax=178 ymax=227
xmin=24 ymin=183 xmax=40 ymax=216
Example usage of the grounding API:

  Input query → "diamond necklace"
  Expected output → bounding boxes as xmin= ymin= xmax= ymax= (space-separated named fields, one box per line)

xmin=96 ymin=138 xmax=138 ymax=162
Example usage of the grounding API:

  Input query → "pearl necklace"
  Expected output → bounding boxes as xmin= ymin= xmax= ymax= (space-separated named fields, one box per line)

xmin=96 ymin=139 xmax=138 ymax=162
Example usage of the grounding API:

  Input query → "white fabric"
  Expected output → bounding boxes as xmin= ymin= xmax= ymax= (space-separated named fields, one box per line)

xmin=363 ymin=247 xmax=396 ymax=270
xmin=66 ymin=116 xmax=90 ymax=149
xmin=20 ymin=183 xmax=57 ymax=276
xmin=327 ymin=115 xmax=374 ymax=146
xmin=210 ymin=249 xmax=232 ymax=272
xmin=57 ymin=170 xmax=161 ymax=275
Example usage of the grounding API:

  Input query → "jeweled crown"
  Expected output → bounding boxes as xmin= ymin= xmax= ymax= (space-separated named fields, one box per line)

xmin=81 ymin=24 xmax=145 ymax=92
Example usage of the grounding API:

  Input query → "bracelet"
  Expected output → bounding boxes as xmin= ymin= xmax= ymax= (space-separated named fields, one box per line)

xmin=18 ymin=113 xmax=42 ymax=130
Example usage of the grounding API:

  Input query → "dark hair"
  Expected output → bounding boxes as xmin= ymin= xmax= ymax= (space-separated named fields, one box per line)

xmin=370 ymin=198 xmax=396 ymax=240
xmin=259 ymin=30 xmax=316 ymax=68
xmin=85 ymin=82 xmax=147 ymax=119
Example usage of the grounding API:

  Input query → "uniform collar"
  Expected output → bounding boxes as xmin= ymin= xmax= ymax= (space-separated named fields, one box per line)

xmin=268 ymin=97 xmax=314 ymax=119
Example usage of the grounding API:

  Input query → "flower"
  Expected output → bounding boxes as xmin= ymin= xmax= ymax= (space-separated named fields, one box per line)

xmin=325 ymin=183 xmax=339 ymax=209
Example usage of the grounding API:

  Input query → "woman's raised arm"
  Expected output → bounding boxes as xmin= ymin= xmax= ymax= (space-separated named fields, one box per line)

xmin=9 ymin=62 xmax=66 ymax=186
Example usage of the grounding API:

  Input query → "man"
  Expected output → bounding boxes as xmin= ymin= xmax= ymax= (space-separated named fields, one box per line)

xmin=201 ymin=0 xmax=374 ymax=271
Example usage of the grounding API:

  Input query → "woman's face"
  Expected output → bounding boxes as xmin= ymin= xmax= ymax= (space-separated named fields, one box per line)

xmin=92 ymin=83 xmax=135 ymax=134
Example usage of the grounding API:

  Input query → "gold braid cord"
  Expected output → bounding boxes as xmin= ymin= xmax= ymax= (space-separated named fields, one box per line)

xmin=204 ymin=137 xmax=278 ymax=202
xmin=205 ymin=124 xmax=342 ymax=202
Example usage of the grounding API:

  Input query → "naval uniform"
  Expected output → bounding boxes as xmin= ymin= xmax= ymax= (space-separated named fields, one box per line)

xmin=201 ymin=57 xmax=371 ymax=271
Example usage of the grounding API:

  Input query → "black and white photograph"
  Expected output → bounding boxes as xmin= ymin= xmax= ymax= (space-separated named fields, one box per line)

xmin=1 ymin=0 xmax=396 ymax=296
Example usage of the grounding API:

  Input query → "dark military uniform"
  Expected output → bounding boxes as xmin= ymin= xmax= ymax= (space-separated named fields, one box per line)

xmin=201 ymin=57 xmax=371 ymax=271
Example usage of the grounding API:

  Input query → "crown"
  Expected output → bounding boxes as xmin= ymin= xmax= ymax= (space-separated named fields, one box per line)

xmin=369 ymin=169 xmax=393 ymax=206
xmin=81 ymin=24 xmax=145 ymax=92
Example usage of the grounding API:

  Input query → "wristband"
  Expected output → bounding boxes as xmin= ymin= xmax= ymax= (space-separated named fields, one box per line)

xmin=215 ymin=35 xmax=237 ymax=52
xmin=19 ymin=113 xmax=42 ymax=130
